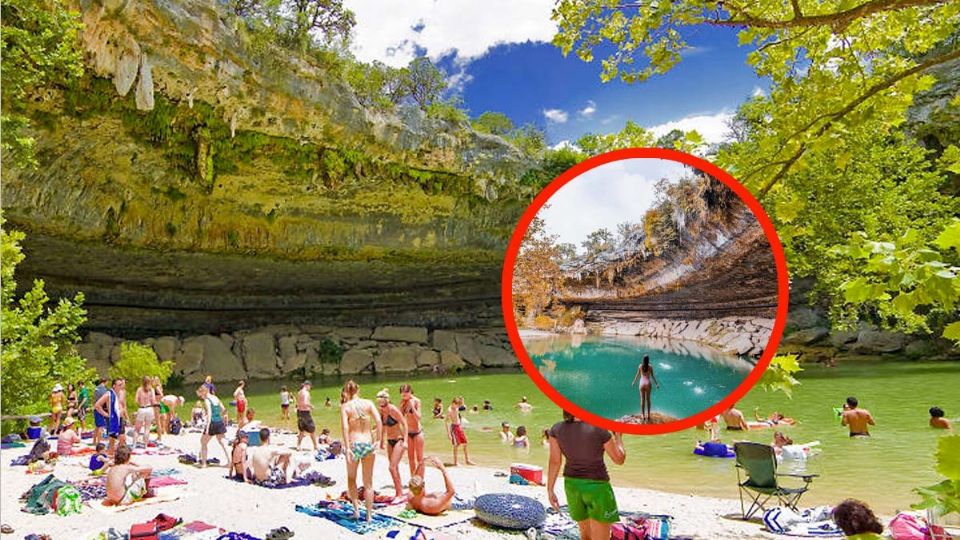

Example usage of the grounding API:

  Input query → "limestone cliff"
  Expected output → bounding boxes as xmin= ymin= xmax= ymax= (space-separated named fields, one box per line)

xmin=2 ymin=0 xmax=534 ymax=351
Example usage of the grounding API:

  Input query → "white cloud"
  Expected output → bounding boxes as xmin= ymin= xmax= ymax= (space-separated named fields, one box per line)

xmin=344 ymin=1 xmax=557 ymax=68
xmin=578 ymin=100 xmax=597 ymax=119
xmin=538 ymin=159 xmax=686 ymax=249
xmin=647 ymin=111 xmax=735 ymax=144
xmin=550 ymin=140 xmax=576 ymax=151
xmin=543 ymin=108 xmax=569 ymax=124
xmin=752 ymin=86 xmax=766 ymax=98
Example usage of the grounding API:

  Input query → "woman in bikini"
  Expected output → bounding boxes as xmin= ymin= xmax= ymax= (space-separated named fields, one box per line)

xmin=340 ymin=380 xmax=382 ymax=521
xmin=198 ymin=384 xmax=229 ymax=467
xmin=134 ymin=377 xmax=156 ymax=449
xmin=376 ymin=389 xmax=408 ymax=499
xmin=399 ymin=383 xmax=424 ymax=476
xmin=631 ymin=355 xmax=660 ymax=423
xmin=49 ymin=384 xmax=65 ymax=434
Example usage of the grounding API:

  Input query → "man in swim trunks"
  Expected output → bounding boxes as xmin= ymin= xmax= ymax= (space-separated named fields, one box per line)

xmin=721 ymin=404 xmax=749 ymax=431
xmin=841 ymin=396 xmax=875 ymax=437
xmin=92 ymin=378 xmax=109 ymax=448
xmin=547 ymin=411 xmax=625 ymax=540
xmin=515 ymin=396 xmax=533 ymax=413
xmin=929 ymin=406 xmax=952 ymax=429
xmin=94 ymin=378 xmax=127 ymax=455
xmin=296 ymin=381 xmax=318 ymax=451
xmin=408 ymin=456 xmax=456 ymax=516
xmin=105 ymin=445 xmax=154 ymax=506
xmin=246 ymin=428 xmax=293 ymax=484
xmin=446 ymin=397 xmax=475 ymax=466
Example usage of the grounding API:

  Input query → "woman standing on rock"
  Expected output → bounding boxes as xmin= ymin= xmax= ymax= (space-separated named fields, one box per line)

xmin=399 ymin=383 xmax=424 ymax=475
xmin=341 ymin=380 xmax=382 ymax=521
xmin=631 ymin=355 xmax=660 ymax=423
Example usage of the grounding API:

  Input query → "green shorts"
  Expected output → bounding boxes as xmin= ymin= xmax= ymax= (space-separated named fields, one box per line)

xmin=564 ymin=477 xmax=619 ymax=523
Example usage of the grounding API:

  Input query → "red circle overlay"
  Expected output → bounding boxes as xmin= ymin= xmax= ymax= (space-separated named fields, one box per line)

xmin=501 ymin=148 xmax=789 ymax=435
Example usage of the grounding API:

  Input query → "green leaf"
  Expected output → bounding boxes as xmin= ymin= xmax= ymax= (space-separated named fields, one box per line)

xmin=934 ymin=220 xmax=960 ymax=252
xmin=936 ymin=435 xmax=960 ymax=480
xmin=943 ymin=321 xmax=960 ymax=342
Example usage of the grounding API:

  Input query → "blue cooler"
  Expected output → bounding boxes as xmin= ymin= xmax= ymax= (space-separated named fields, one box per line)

xmin=243 ymin=429 xmax=261 ymax=446
xmin=27 ymin=426 xmax=42 ymax=440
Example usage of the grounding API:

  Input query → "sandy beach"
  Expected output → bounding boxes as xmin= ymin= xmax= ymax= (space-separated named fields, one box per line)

xmin=0 ymin=426 xmax=784 ymax=539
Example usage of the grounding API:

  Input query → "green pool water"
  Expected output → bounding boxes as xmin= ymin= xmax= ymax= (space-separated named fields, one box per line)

xmin=192 ymin=360 xmax=959 ymax=514
xmin=525 ymin=334 xmax=754 ymax=420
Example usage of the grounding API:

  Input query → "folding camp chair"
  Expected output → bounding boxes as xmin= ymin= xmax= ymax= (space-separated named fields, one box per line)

xmin=734 ymin=442 xmax=818 ymax=520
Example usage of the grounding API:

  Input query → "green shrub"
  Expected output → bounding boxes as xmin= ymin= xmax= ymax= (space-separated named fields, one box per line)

xmin=108 ymin=342 xmax=174 ymax=407
xmin=426 ymin=97 xmax=468 ymax=124
xmin=557 ymin=306 xmax=583 ymax=327
xmin=317 ymin=338 xmax=343 ymax=365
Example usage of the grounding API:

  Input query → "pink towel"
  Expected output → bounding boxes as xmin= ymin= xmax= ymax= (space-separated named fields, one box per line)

xmin=149 ymin=476 xmax=187 ymax=488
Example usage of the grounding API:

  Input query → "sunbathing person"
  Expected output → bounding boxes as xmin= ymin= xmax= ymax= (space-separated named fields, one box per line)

xmin=929 ymin=406 xmax=952 ymax=430
xmin=721 ymin=405 xmax=749 ymax=431
xmin=230 ymin=432 xmax=249 ymax=480
xmin=407 ymin=456 xmax=456 ymax=516
xmin=840 ymin=397 xmax=875 ymax=437
xmin=246 ymin=428 xmax=293 ymax=483
xmin=832 ymin=499 xmax=884 ymax=539
xmin=56 ymin=417 xmax=82 ymax=456
xmin=105 ymin=445 xmax=154 ymax=505
xmin=753 ymin=407 xmax=797 ymax=427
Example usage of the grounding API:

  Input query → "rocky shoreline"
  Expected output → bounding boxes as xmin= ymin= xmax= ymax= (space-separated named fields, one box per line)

xmin=597 ymin=316 xmax=773 ymax=358
xmin=77 ymin=325 xmax=519 ymax=383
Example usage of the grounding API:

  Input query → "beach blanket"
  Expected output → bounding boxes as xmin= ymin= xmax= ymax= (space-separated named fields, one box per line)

xmin=380 ymin=505 xmax=475 ymax=530
xmin=150 ymin=476 xmax=189 ymax=488
xmin=541 ymin=508 xmax=578 ymax=536
xmin=69 ymin=478 xmax=107 ymax=501
xmin=227 ymin=470 xmax=335 ymax=489
xmin=1 ymin=441 xmax=26 ymax=449
xmin=94 ymin=492 xmax=182 ymax=514
xmin=763 ymin=507 xmax=842 ymax=537
xmin=295 ymin=502 xmax=402 ymax=535
xmin=152 ymin=468 xmax=183 ymax=477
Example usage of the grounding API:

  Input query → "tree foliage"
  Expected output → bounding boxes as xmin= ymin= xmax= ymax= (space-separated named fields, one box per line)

xmin=0 ymin=0 xmax=84 ymax=168
xmin=473 ymin=112 xmax=515 ymax=136
xmin=1 ymin=216 xmax=94 ymax=423
xmin=108 ymin=342 xmax=175 ymax=407
xmin=406 ymin=57 xmax=447 ymax=110
xmin=552 ymin=0 xmax=960 ymax=341
xmin=513 ymin=216 xmax=566 ymax=322
xmin=913 ymin=434 xmax=960 ymax=517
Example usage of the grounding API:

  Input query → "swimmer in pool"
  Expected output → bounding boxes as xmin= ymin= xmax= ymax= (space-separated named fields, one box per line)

xmin=631 ymin=355 xmax=660 ymax=423
xmin=515 ymin=396 xmax=533 ymax=413
xmin=840 ymin=396 xmax=875 ymax=437
xmin=749 ymin=407 xmax=797 ymax=429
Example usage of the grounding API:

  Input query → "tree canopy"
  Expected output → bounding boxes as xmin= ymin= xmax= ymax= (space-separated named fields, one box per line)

xmin=552 ymin=0 xmax=960 ymax=341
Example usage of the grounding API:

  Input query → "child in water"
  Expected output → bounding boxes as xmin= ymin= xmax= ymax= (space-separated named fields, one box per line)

xmin=513 ymin=426 xmax=529 ymax=449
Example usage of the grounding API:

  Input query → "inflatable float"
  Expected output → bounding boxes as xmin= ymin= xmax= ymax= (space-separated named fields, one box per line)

xmin=474 ymin=493 xmax=546 ymax=530
xmin=778 ymin=441 xmax=821 ymax=461
xmin=694 ymin=441 xmax=735 ymax=458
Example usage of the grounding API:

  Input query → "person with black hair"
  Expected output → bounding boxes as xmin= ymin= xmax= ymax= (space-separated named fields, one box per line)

xmin=840 ymin=397 xmax=875 ymax=437
xmin=547 ymin=411 xmax=626 ymax=540
xmin=832 ymin=499 xmax=884 ymax=539
xmin=929 ymin=406 xmax=952 ymax=429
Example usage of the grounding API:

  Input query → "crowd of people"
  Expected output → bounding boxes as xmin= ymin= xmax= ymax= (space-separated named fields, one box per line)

xmin=24 ymin=374 xmax=954 ymax=536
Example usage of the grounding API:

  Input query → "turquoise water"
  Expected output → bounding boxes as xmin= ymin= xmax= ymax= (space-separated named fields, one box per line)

xmin=525 ymin=334 xmax=754 ymax=419
xmin=191 ymin=360 xmax=959 ymax=514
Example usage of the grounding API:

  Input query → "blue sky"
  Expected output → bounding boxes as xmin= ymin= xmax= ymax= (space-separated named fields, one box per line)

xmin=344 ymin=1 xmax=766 ymax=145
xmin=538 ymin=159 xmax=686 ymax=249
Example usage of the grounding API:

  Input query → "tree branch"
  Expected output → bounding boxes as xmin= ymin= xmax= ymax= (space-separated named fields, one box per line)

xmin=707 ymin=0 xmax=950 ymax=29
xmin=754 ymin=47 xmax=960 ymax=198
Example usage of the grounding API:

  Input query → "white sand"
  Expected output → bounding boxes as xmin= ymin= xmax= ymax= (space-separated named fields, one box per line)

xmin=0 ymin=428 xmax=780 ymax=539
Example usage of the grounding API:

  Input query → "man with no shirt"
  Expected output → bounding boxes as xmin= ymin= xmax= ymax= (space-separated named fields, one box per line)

xmin=841 ymin=396 xmax=875 ymax=437
xmin=246 ymin=428 xmax=293 ymax=483
xmin=296 ymin=381 xmax=318 ymax=451
xmin=721 ymin=404 xmax=749 ymax=431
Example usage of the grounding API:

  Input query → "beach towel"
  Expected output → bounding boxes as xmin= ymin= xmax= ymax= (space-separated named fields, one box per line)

xmin=296 ymin=502 xmax=402 ymax=535
xmin=69 ymin=478 xmax=107 ymax=501
xmin=94 ymin=492 xmax=182 ymax=514
xmin=1 ymin=441 xmax=26 ymax=449
xmin=215 ymin=533 xmax=261 ymax=540
xmin=763 ymin=507 xmax=842 ymax=537
xmin=150 ymin=476 xmax=188 ymax=488
xmin=380 ymin=505 xmax=476 ymax=529
xmin=541 ymin=508 xmax=578 ymax=536
xmin=21 ymin=474 xmax=68 ymax=515
xmin=152 ymin=468 xmax=183 ymax=477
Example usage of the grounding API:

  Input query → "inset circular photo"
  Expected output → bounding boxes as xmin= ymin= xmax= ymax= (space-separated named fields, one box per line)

xmin=502 ymin=148 xmax=788 ymax=435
